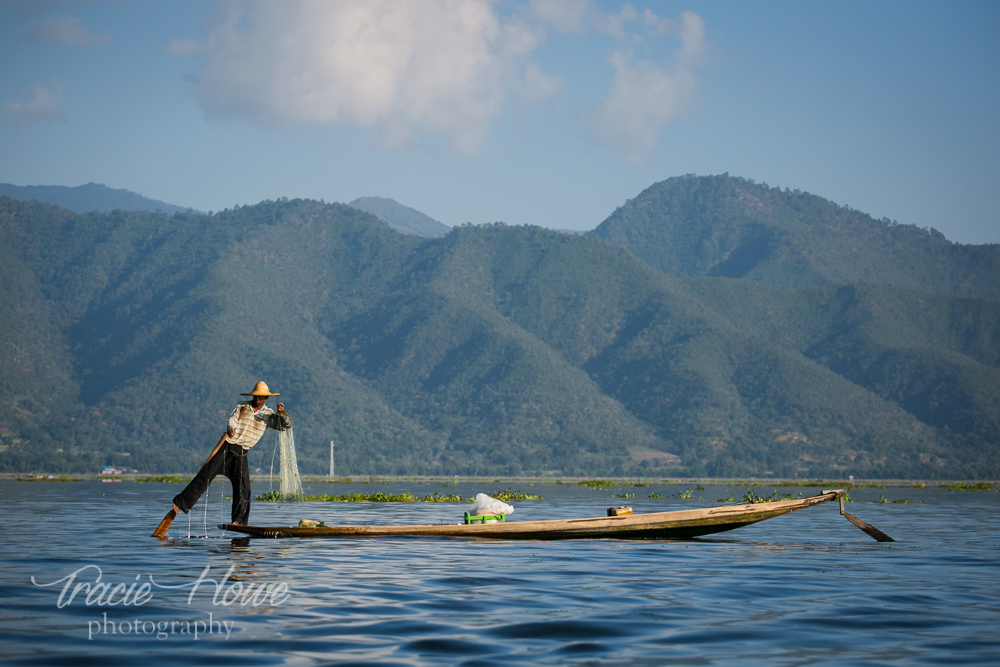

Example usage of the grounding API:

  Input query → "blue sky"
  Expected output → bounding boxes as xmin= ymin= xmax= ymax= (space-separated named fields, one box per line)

xmin=1 ymin=0 xmax=997 ymax=244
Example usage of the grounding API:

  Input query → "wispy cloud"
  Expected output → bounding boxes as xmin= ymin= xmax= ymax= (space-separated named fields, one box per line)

xmin=189 ymin=0 xmax=554 ymax=155
xmin=590 ymin=11 xmax=706 ymax=164
xmin=1 ymin=79 xmax=64 ymax=123
xmin=24 ymin=16 xmax=110 ymax=46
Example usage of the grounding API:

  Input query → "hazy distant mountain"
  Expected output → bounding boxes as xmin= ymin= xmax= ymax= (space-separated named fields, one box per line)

xmin=0 ymin=182 xmax=195 ymax=215
xmin=349 ymin=196 xmax=450 ymax=238
xmin=589 ymin=174 xmax=1000 ymax=300
xmin=1 ymin=194 xmax=996 ymax=479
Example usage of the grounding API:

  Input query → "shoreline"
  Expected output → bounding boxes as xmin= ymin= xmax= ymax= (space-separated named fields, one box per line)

xmin=0 ymin=472 xmax=994 ymax=488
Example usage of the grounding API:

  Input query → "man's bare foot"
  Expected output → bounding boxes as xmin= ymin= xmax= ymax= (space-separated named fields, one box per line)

xmin=231 ymin=520 xmax=241 ymax=526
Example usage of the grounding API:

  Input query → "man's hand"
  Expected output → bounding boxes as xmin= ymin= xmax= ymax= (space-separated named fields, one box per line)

xmin=227 ymin=428 xmax=235 ymax=437
xmin=277 ymin=402 xmax=286 ymax=414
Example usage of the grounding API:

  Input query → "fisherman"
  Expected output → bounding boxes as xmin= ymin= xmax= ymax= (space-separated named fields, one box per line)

xmin=170 ymin=381 xmax=291 ymax=525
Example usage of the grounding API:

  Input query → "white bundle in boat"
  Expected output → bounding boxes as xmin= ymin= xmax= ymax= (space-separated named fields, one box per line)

xmin=471 ymin=493 xmax=514 ymax=516
xmin=277 ymin=428 xmax=304 ymax=500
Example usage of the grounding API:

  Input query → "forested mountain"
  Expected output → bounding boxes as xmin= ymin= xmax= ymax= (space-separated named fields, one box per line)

xmin=589 ymin=174 xmax=1000 ymax=300
xmin=349 ymin=196 xmax=450 ymax=238
xmin=0 ymin=188 xmax=997 ymax=479
xmin=0 ymin=182 xmax=194 ymax=216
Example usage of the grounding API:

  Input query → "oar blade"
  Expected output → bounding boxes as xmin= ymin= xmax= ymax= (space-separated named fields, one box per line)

xmin=843 ymin=509 xmax=894 ymax=542
xmin=151 ymin=508 xmax=177 ymax=538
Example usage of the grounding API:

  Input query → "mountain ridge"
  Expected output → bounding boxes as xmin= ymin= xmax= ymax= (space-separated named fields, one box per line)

xmin=589 ymin=174 xmax=999 ymax=300
xmin=349 ymin=196 xmax=451 ymax=238
xmin=1 ymin=180 xmax=997 ymax=479
xmin=0 ymin=182 xmax=196 ymax=216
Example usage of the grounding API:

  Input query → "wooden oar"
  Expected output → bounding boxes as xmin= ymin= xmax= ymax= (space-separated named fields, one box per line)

xmin=151 ymin=432 xmax=229 ymax=538
xmin=840 ymin=497 xmax=894 ymax=542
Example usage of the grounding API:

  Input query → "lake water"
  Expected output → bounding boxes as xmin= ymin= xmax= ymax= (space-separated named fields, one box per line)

xmin=2 ymin=479 xmax=998 ymax=665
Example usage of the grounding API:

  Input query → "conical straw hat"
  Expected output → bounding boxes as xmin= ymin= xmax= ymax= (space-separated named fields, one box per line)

xmin=241 ymin=381 xmax=280 ymax=397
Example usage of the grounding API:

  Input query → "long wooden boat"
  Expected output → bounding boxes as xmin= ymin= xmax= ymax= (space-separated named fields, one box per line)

xmin=220 ymin=489 xmax=859 ymax=540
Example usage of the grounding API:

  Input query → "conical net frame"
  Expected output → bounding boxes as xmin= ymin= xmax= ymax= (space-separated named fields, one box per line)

xmin=278 ymin=428 xmax=304 ymax=501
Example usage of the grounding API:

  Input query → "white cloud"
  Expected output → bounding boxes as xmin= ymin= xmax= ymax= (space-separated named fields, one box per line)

xmin=25 ymin=16 xmax=110 ymax=46
xmin=527 ymin=0 xmax=598 ymax=34
xmin=641 ymin=8 xmax=678 ymax=37
xmin=519 ymin=62 xmax=562 ymax=103
xmin=177 ymin=2 xmax=706 ymax=161
xmin=527 ymin=0 xmax=636 ymax=37
xmin=590 ymin=11 xmax=705 ymax=164
xmin=191 ymin=0 xmax=554 ymax=155
xmin=597 ymin=4 xmax=639 ymax=38
xmin=1 ymin=78 xmax=64 ymax=123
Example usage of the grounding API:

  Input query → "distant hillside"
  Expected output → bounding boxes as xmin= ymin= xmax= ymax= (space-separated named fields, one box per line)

xmin=0 ymin=182 xmax=194 ymax=215
xmin=1 ymin=196 xmax=996 ymax=479
xmin=589 ymin=174 xmax=1000 ymax=300
xmin=349 ymin=196 xmax=450 ymax=237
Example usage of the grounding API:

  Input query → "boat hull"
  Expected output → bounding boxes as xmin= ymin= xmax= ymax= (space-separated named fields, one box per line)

xmin=220 ymin=490 xmax=845 ymax=540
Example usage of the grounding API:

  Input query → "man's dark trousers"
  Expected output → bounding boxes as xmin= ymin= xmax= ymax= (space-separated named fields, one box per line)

xmin=173 ymin=442 xmax=251 ymax=525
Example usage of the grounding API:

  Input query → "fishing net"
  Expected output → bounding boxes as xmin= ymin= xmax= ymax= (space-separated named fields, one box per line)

xmin=277 ymin=428 xmax=304 ymax=500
